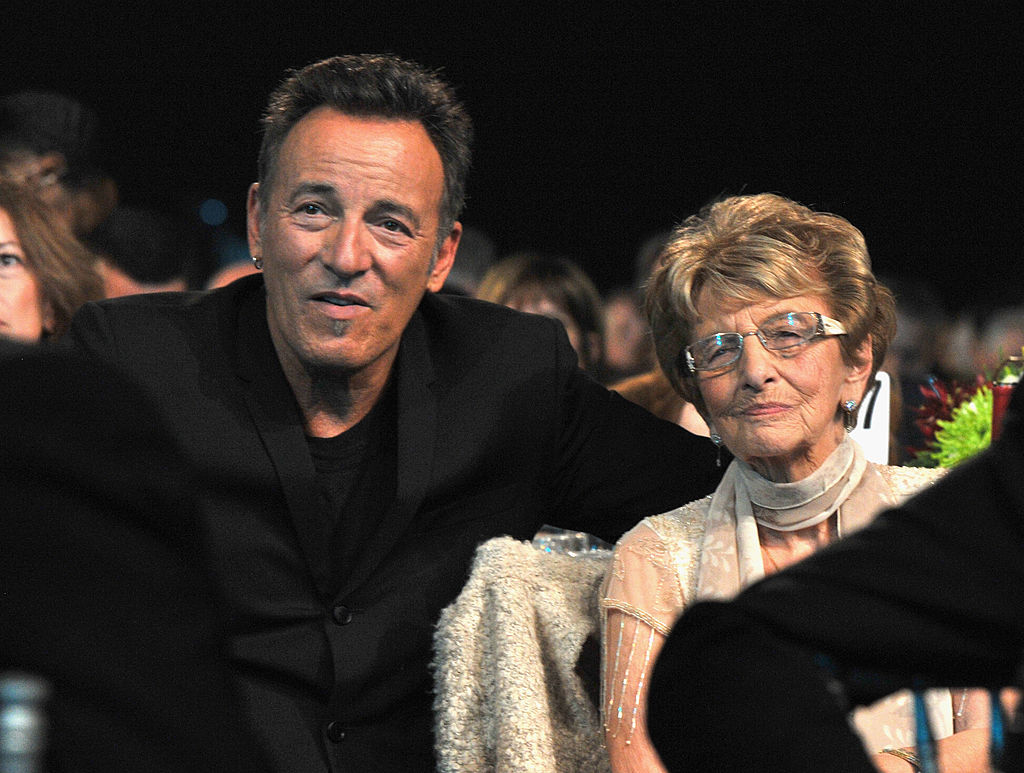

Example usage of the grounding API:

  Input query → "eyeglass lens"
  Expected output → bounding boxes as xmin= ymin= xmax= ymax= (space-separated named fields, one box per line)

xmin=688 ymin=312 xmax=820 ymax=371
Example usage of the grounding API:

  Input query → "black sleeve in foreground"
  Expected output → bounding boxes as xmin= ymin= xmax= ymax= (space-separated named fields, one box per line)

xmin=648 ymin=601 xmax=875 ymax=773
xmin=0 ymin=341 xmax=272 ymax=773
xmin=731 ymin=425 xmax=1024 ymax=699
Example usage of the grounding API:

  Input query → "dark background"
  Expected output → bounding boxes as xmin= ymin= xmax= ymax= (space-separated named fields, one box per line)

xmin=6 ymin=4 xmax=1019 ymax=314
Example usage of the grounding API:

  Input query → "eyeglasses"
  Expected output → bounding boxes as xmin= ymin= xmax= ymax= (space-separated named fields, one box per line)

xmin=680 ymin=311 xmax=847 ymax=374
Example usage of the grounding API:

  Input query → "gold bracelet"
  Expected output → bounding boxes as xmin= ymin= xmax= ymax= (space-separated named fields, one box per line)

xmin=881 ymin=747 xmax=922 ymax=771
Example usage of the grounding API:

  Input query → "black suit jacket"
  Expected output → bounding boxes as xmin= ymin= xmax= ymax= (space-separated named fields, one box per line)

xmin=67 ymin=275 xmax=722 ymax=771
xmin=648 ymin=383 xmax=1024 ymax=772
xmin=0 ymin=340 xmax=270 ymax=773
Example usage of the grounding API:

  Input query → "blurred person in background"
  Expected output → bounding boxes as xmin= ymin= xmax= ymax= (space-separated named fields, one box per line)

xmin=606 ymin=228 xmax=705 ymax=433
xmin=205 ymin=257 xmax=260 ymax=289
xmin=477 ymin=252 xmax=606 ymax=378
xmin=85 ymin=205 xmax=189 ymax=297
xmin=0 ymin=180 xmax=102 ymax=342
xmin=879 ymin=276 xmax=956 ymax=463
xmin=0 ymin=90 xmax=118 ymax=238
xmin=441 ymin=224 xmax=496 ymax=296
xmin=976 ymin=305 xmax=1024 ymax=374
xmin=602 ymin=230 xmax=669 ymax=384
xmin=603 ymin=285 xmax=655 ymax=383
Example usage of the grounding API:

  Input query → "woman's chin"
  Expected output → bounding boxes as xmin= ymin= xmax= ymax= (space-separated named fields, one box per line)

xmin=731 ymin=437 xmax=814 ymax=478
xmin=730 ymin=435 xmax=800 ymax=465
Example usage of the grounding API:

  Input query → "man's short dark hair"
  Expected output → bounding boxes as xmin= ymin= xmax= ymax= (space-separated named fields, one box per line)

xmin=257 ymin=54 xmax=473 ymax=235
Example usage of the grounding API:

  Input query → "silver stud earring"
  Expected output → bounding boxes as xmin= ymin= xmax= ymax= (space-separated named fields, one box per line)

xmin=842 ymin=400 xmax=858 ymax=432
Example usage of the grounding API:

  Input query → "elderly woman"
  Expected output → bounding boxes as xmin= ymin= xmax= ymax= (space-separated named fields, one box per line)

xmin=0 ymin=180 xmax=102 ymax=342
xmin=602 ymin=194 xmax=990 ymax=772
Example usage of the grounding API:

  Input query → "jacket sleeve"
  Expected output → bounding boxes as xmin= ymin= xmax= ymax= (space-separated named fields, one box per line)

xmin=544 ymin=334 xmax=725 ymax=542
xmin=64 ymin=298 xmax=129 ymax=369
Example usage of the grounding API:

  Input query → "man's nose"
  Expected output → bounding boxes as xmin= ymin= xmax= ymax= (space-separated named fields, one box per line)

xmin=322 ymin=220 xmax=373 ymax=277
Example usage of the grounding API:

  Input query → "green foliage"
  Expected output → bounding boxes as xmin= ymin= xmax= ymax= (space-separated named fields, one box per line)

xmin=922 ymin=385 xmax=993 ymax=468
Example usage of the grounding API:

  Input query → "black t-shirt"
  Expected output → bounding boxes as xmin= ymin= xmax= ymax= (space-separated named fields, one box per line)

xmin=306 ymin=383 xmax=397 ymax=596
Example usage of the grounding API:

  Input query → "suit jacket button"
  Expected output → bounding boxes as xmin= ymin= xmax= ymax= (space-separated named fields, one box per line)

xmin=331 ymin=604 xmax=353 ymax=625
xmin=326 ymin=721 xmax=345 ymax=743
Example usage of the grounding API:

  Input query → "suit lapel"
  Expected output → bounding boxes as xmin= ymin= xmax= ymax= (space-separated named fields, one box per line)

xmin=336 ymin=308 xmax=438 ymax=599
xmin=233 ymin=286 xmax=332 ymax=593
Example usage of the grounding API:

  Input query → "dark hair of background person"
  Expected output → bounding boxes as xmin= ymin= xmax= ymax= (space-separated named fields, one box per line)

xmin=256 ymin=53 xmax=473 ymax=237
xmin=633 ymin=228 xmax=673 ymax=295
xmin=476 ymin=252 xmax=606 ymax=376
xmin=84 ymin=205 xmax=189 ymax=296
xmin=0 ymin=89 xmax=117 ymax=236
xmin=0 ymin=90 xmax=103 ymax=185
xmin=0 ymin=180 xmax=102 ymax=338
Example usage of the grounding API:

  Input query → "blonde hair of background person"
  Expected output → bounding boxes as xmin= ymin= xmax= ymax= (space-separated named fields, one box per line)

xmin=0 ymin=180 xmax=102 ymax=341
xmin=477 ymin=252 xmax=606 ymax=377
xmin=603 ymin=193 xmax=992 ymax=773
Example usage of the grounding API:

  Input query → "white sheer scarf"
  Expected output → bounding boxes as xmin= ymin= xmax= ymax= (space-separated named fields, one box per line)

xmin=602 ymin=435 xmax=963 ymax=756
xmin=694 ymin=435 xmax=885 ymax=602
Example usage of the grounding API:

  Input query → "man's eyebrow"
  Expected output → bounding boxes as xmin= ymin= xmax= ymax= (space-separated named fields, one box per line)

xmin=367 ymin=199 xmax=422 ymax=231
xmin=286 ymin=181 xmax=339 ymax=203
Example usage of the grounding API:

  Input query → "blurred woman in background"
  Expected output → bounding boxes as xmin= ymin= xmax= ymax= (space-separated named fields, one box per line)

xmin=0 ymin=180 xmax=102 ymax=342
xmin=476 ymin=252 xmax=606 ymax=378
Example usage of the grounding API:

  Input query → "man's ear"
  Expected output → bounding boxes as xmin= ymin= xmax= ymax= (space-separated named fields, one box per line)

xmin=245 ymin=183 xmax=263 ymax=260
xmin=426 ymin=221 xmax=461 ymax=292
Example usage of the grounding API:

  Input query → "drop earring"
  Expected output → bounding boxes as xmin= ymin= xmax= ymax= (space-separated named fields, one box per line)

xmin=710 ymin=431 xmax=723 ymax=468
xmin=251 ymin=254 xmax=263 ymax=270
xmin=842 ymin=400 xmax=858 ymax=432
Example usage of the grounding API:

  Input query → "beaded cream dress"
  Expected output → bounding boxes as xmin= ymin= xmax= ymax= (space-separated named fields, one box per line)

xmin=600 ymin=438 xmax=980 ymax=769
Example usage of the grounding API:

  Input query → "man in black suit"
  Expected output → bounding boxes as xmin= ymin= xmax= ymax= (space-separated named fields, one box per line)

xmin=647 ymin=383 xmax=1024 ymax=772
xmin=66 ymin=54 xmax=722 ymax=771
xmin=0 ymin=340 xmax=269 ymax=772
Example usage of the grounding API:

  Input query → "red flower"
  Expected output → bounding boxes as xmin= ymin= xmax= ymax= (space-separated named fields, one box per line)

xmin=910 ymin=375 xmax=987 ymax=455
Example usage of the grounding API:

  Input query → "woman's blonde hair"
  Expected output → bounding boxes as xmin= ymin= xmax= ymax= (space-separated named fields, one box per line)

xmin=646 ymin=193 xmax=895 ymax=413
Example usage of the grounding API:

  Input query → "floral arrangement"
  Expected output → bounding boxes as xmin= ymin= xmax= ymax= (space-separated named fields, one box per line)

xmin=910 ymin=376 xmax=991 ymax=468
xmin=910 ymin=348 xmax=1023 ymax=468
